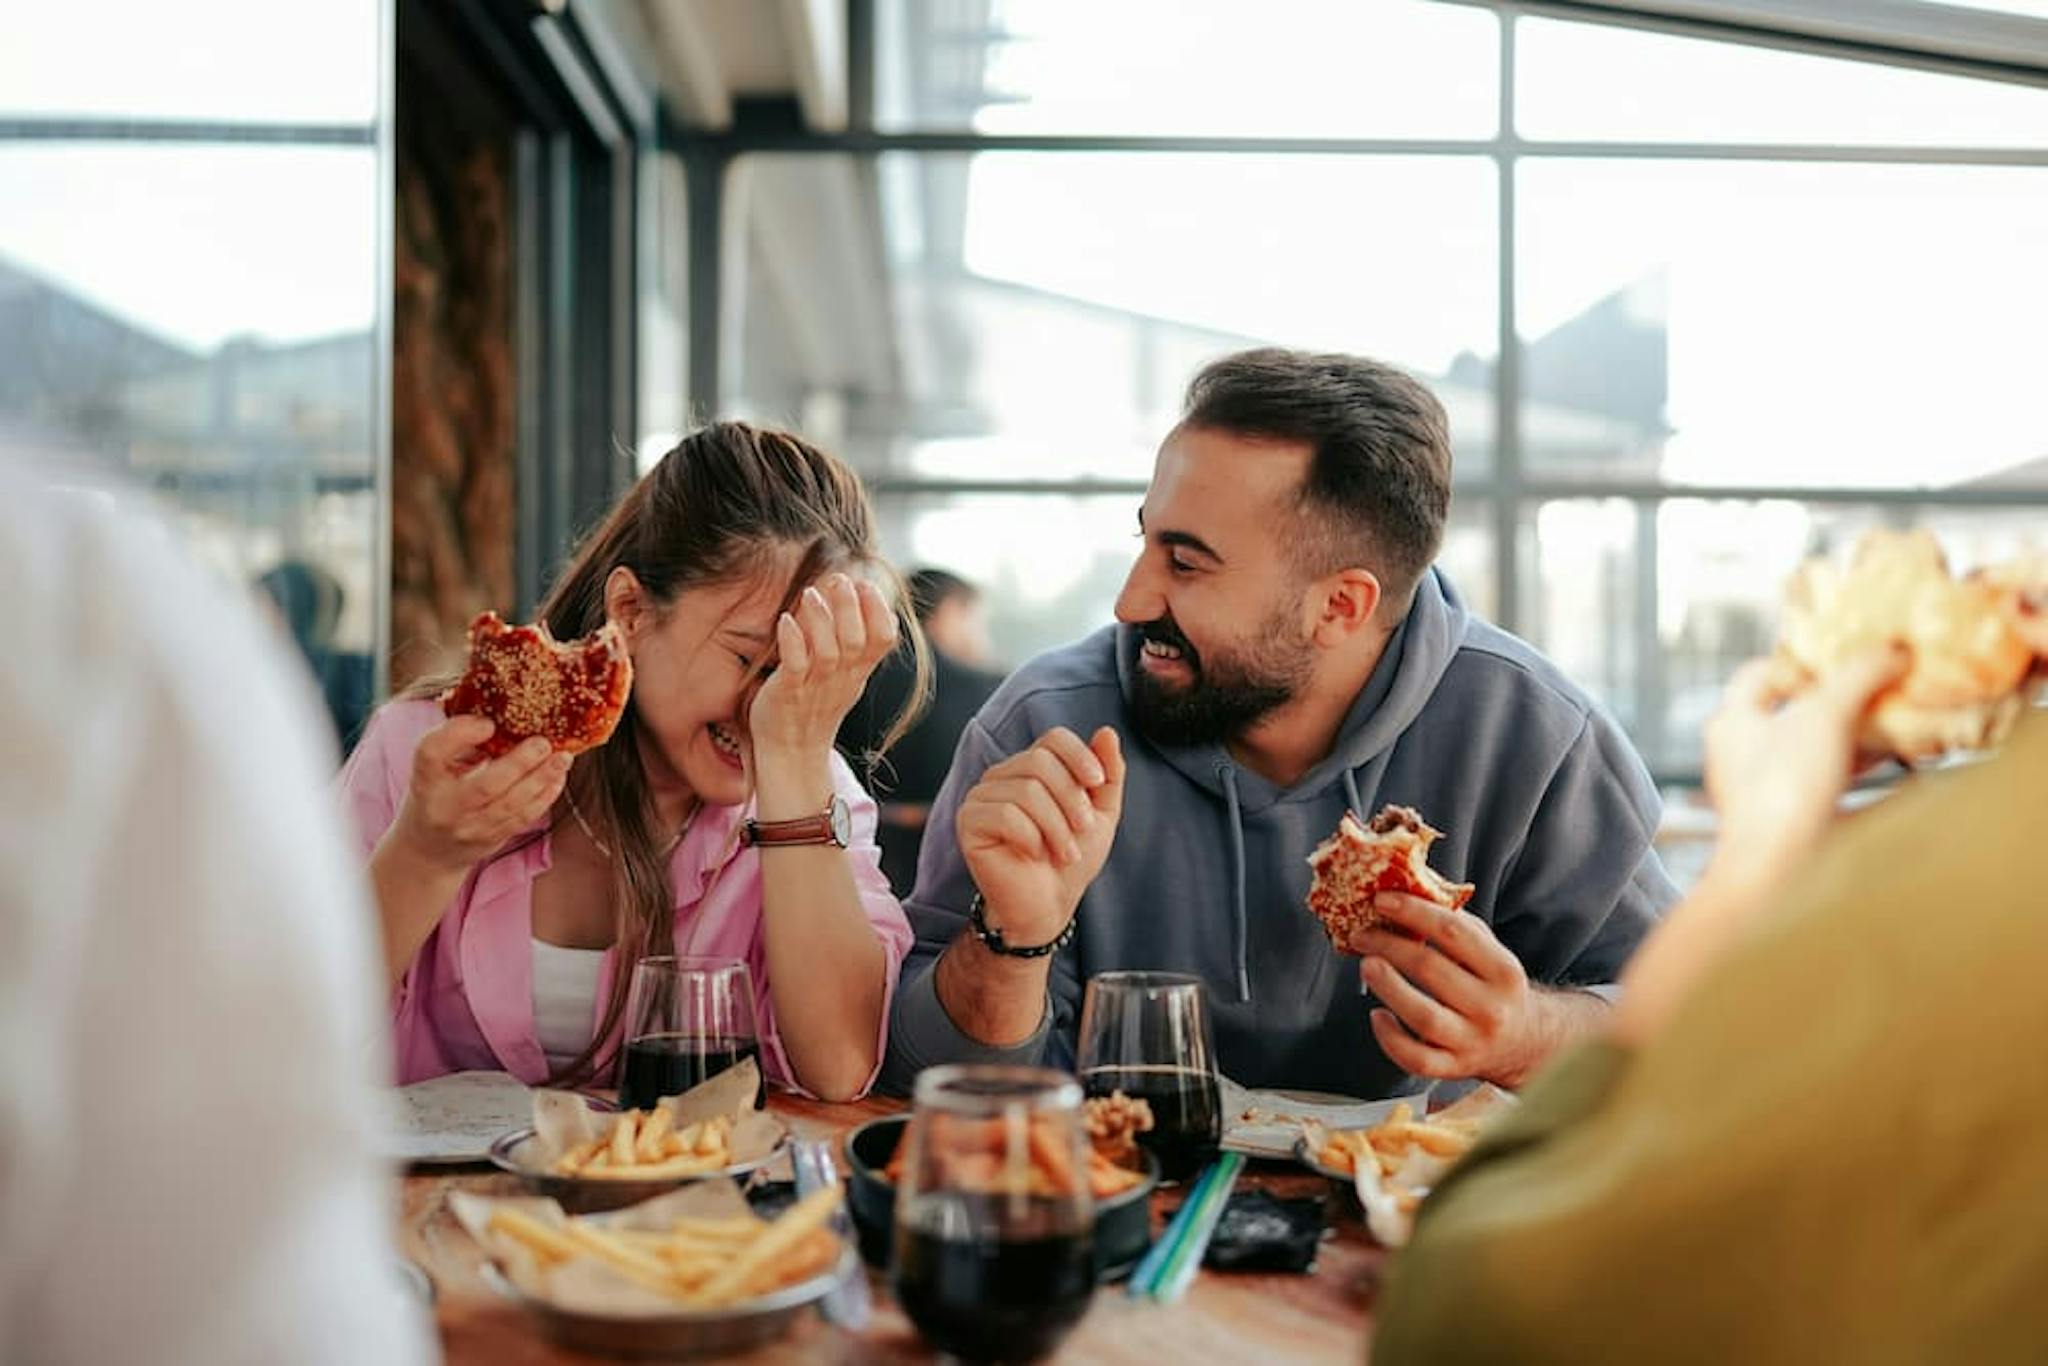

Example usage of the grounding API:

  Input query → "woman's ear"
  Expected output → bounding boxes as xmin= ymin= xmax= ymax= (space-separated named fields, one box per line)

xmin=603 ymin=567 xmax=649 ymax=639
xmin=1310 ymin=567 xmax=1383 ymax=647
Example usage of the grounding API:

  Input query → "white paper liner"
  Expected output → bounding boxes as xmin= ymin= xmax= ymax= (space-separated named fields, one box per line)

xmin=512 ymin=1059 xmax=785 ymax=1176
xmin=451 ymin=1180 xmax=783 ymax=1315
xmin=1298 ymin=1082 xmax=1516 ymax=1246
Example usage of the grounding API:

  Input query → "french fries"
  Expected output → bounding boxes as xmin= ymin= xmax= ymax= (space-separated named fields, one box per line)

xmin=486 ymin=1189 xmax=844 ymax=1309
xmin=551 ymin=1109 xmax=736 ymax=1180
xmin=1314 ymin=1101 xmax=1483 ymax=1178
xmin=878 ymin=1097 xmax=1151 ymax=1200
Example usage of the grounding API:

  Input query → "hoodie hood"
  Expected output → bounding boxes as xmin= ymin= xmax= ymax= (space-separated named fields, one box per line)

xmin=1113 ymin=569 xmax=1473 ymax=999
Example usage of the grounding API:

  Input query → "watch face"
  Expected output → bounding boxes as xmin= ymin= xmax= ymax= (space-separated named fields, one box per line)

xmin=828 ymin=794 xmax=851 ymax=848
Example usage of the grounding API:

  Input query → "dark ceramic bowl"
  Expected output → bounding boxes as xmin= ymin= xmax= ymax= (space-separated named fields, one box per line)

xmin=841 ymin=1113 xmax=1158 ymax=1280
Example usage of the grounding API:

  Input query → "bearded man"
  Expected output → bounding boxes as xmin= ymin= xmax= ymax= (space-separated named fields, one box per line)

xmin=879 ymin=349 xmax=1677 ymax=1099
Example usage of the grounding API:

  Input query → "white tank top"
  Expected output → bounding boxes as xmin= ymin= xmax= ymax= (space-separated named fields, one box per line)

xmin=531 ymin=938 xmax=604 ymax=1070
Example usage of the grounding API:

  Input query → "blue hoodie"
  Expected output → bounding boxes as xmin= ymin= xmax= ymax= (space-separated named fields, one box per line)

xmin=879 ymin=569 xmax=1678 ymax=1099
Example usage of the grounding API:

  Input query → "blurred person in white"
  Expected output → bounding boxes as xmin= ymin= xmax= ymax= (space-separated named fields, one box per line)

xmin=0 ymin=461 xmax=436 ymax=1364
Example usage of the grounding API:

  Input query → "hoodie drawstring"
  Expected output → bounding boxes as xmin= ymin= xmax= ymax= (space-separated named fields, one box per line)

xmin=1216 ymin=762 xmax=1251 ymax=1003
xmin=1341 ymin=747 xmax=1397 ymax=825
xmin=1218 ymin=747 xmax=1396 ymax=1008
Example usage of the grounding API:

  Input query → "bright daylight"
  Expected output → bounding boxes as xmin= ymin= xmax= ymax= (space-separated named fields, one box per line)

xmin=3 ymin=2 xmax=2045 ymax=1364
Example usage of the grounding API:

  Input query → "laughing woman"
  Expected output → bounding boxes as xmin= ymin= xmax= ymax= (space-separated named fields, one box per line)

xmin=340 ymin=423 xmax=927 ymax=1101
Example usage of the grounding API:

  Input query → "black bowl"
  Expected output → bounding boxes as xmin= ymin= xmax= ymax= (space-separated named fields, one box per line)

xmin=841 ymin=1114 xmax=1158 ymax=1280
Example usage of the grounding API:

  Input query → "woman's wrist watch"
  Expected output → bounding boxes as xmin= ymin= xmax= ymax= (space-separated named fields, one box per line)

xmin=743 ymin=794 xmax=851 ymax=848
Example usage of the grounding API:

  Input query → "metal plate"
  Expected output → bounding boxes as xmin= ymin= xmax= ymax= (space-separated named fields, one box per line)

xmin=487 ymin=1119 xmax=792 ymax=1214
xmin=479 ymin=1244 xmax=858 ymax=1359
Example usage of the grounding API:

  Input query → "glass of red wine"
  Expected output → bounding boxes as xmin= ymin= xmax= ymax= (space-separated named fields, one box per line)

xmin=616 ymin=955 xmax=763 ymax=1111
xmin=1075 ymin=971 xmax=1223 ymax=1183
xmin=893 ymin=1065 xmax=1097 ymax=1362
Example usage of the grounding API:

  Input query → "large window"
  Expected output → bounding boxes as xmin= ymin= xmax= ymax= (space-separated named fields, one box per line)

xmin=709 ymin=0 xmax=2048 ymax=781
xmin=0 ymin=0 xmax=389 ymax=749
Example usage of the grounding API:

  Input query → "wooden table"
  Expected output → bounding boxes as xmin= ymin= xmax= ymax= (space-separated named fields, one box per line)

xmin=402 ymin=1094 xmax=1385 ymax=1363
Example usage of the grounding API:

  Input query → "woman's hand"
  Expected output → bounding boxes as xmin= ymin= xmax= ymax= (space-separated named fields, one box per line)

xmin=390 ymin=715 xmax=572 ymax=874
xmin=1610 ymin=644 xmax=1906 ymax=1047
xmin=747 ymin=572 xmax=899 ymax=770
xmin=1703 ymin=645 xmax=1908 ymax=895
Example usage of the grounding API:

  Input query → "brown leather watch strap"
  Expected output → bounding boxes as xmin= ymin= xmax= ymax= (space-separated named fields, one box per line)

xmin=742 ymin=794 xmax=850 ymax=848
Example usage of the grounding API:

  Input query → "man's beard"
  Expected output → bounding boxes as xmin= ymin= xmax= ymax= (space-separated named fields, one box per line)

xmin=1129 ymin=608 xmax=1313 ymax=748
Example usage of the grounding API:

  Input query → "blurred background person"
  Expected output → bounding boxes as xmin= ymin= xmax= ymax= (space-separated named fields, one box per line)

xmin=256 ymin=558 xmax=374 ymax=753
xmin=0 ymin=460 xmax=435 ymax=1365
xmin=840 ymin=567 xmax=1008 ymax=895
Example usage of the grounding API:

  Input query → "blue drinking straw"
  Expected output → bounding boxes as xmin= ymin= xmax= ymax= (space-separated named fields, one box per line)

xmin=1127 ymin=1152 xmax=1244 ymax=1301
xmin=1152 ymin=1153 xmax=1244 ymax=1303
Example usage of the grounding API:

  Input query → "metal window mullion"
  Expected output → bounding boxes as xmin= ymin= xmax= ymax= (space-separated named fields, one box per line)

xmin=513 ymin=132 xmax=549 ymax=617
xmin=1517 ymin=481 xmax=2048 ymax=506
xmin=0 ymin=118 xmax=375 ymax=143
xmin=546 ymin=133 xmax=578 ymax=577
xmin=1489 ymin=0 xmax=2048 ymax=91
xmin=1518 ymin=140 xmax=2048 ymax=166
xmin=1494 ymin=12 xmax=1524 ymax=637
xmin=689 ymin=132 xmax=2048 ymax=169
xmin=683 ymin=144 xmax=730 ymax=420
xmin=609 ymin=139 xmax=637 ymax=500
xmin=370 ymin=0 xmax=397 ymax=701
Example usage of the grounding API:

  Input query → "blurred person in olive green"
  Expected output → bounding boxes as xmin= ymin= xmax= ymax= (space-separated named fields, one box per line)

xmin=1376 ymin=621 xmax=2048 ymax=1366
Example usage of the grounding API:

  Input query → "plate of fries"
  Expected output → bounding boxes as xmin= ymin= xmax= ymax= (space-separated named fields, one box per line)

xmin=1297 ymin=1084 xmax=1513 ymax=1246
xmin=452 ymin=1181 xmax=853 ymax=1358
xmin=488 ymin=1060 xmax=789 ymax=1213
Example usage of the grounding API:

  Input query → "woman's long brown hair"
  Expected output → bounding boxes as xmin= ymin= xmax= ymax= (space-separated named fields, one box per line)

xmin=413 ymin=421 xmax=930 ymax=1086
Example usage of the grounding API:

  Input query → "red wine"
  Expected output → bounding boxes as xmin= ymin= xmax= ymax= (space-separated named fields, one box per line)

xmin=619 ymin=1033 xmax=763 ymax=1111
xmin=894 ymin=1198 xmax=1094 ymax=1361
xmin=1080 ymin=1064 xmax=1222 ymax=1182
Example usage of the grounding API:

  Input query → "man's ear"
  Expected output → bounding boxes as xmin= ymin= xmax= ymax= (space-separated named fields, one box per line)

xmin=603 ymin=566 xmax=649 ymax=639
xmin=1309 ymin=567 xmax=1382 ymax=647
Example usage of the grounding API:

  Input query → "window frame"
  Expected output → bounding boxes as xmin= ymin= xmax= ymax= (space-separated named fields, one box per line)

xmin=670 ymin=0 xmax=2048 ymax=785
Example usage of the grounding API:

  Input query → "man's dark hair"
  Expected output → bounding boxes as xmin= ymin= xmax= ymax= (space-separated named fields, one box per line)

xmin=1181 ymin=348 xmax=1452 ymax=613
xmin=906 ymin=567 xmax=977 ymax=626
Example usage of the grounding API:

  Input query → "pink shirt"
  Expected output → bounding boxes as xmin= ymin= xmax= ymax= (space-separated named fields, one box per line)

xmin=339 ymin=700 xmax=912 ymax=1097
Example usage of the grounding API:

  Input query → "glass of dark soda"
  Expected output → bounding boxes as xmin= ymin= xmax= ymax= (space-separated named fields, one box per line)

xmin=1075 ymin=971 xmax=1223 ymax=1183
xmin=892 ymin=1065 xmax=1096 ymax=1362
xmin=616 ymin=955 xmax=763 ymax=1111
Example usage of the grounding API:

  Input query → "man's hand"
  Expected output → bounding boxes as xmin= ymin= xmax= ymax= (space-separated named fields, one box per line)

xmin=1351 ymin=891 xmax=1600 ymax=1087
xmin=957 ymin=726 xmax=1125 ymax=946
xmin=932 ymin=727 xmax=1125 ymax=1049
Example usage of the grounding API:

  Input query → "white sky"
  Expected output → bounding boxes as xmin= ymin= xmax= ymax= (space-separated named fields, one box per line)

xmin=0 ymin=1 xmax=379 ymax=125
xmin=0 ymin=144 xmax=379 ymax=350
xmin=0 ymin=0 xmax=381 ymax=350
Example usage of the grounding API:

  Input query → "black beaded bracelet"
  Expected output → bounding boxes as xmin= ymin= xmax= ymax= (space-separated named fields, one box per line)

xmin=968 ymin=891 xmax=1078 ymax=959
